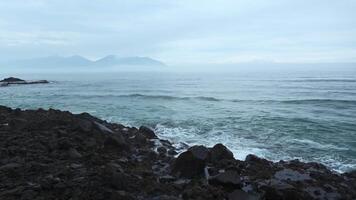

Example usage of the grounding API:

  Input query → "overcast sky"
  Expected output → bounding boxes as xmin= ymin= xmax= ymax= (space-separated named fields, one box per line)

xmin=0 ymin=0 xmax=355 ymax=65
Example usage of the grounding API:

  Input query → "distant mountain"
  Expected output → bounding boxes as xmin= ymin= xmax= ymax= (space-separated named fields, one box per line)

xmin=94 ymin=55 xmax=165 ymax=66
xmin=1 ymin=55 xmax=165 ymax=69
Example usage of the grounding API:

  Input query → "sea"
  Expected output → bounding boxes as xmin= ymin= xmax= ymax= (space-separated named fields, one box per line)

xmin=1 ymin=69 xmax=356 ymax=172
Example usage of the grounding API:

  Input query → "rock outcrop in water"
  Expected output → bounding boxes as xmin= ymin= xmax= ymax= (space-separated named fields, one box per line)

xmin=0 ymin=105 xmax=355 ymax=200
xmin=0 ymin=77 xmax=49 ymax=87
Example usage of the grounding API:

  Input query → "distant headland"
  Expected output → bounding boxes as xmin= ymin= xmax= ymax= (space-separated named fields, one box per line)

xmin=0 ymin=55 xmax=165 ymax=69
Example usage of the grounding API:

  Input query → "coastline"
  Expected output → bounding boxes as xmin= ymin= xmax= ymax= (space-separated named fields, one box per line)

xmin=0 ymin=105 xmax=355 ymax=200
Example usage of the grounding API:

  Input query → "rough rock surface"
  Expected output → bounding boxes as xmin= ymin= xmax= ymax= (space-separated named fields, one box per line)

xmin=0 ymin=105 xmax=355 ymax=200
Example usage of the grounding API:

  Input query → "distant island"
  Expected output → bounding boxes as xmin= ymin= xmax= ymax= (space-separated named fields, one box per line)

xmin=0 ymin=55 xmax=165 ymax=70
xmin=0 ymin=77 xmax=49 ymax=87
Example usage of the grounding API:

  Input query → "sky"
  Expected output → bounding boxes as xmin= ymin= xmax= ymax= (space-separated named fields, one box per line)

xmin=0 ymin=0 xmax=355 ymax=65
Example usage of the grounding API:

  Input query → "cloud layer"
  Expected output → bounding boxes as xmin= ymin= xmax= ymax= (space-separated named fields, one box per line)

xmin=0 ymin=0 xmax=355 ymax=64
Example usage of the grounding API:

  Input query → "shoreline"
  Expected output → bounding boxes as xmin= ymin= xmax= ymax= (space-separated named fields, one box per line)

xmin=0 ymin=105 xmax=355 ymax=199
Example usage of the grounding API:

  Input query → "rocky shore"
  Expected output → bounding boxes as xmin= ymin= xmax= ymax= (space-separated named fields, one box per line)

xmin=0 ymin=77 xmax=49 ymax=87
xmin=0 ymin=106 xmax=355 ymax=200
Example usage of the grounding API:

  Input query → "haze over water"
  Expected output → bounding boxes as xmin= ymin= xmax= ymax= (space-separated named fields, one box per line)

xmin=1 ymin=68 xmax=356 ymax=172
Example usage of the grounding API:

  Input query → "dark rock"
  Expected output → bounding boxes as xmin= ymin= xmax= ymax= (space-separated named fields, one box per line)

xmin=76 ymin=119 xmax=93 ymax=132
xmin=0 ymin=163 xmax=22 ymax=171
xmin=210 ymin=143 xmax=234 ymax=162
xmin=94 ymin=121 xmax=114 ymax=134
xmin=0 ymin=77 xmax=24 ymax=82
xmin=228 ymin=190 xmax=260 ymax=200
xmin=104 ymin=134 xmax=127 ymax=150
xmin=139 ymin=126 xmax=157 ymax=139
xmin=172 ymin=145 xmax=210 ymax=178
xmin=168 ymin=149 xmax=178 ymax=156
xmin=157 ymin=146 xmax=167 ymax=155
xmin=68 ymin=148 xmax=82 ymax=159
xmin=209 ymin=170 xmax=242 ymax=188
xmin=188 ymin=145 xmax=210 ymax=161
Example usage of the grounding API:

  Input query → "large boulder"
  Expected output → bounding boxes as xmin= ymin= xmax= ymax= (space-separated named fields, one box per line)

xmin=138 ymin=126 xmax=157 ymax=139
xmin=172 ymin=145 xmax=209 ymax=178
xmin=210 ymin=143 xmax=234 ymax=163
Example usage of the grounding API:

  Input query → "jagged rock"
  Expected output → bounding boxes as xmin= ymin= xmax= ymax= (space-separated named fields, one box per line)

xmin=139 ymin=126 xmax=157 ymax=139
xmin=210 ymin=143 xmax=234 ymax=162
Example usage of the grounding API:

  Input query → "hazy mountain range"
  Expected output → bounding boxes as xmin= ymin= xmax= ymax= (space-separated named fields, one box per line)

xmin=1 ymin=55 xmax=165 ymax=68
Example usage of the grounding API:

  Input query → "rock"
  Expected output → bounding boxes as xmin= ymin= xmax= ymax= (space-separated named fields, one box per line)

xmin=139 ymin=126 xmax=157 ymax=139
xmin=188 ymin=145 xmax=210 ymax=161
xmin=274 ymin=169 xmax=311 ymax=181
xmin=209 ymin=170 xmax=241 ymax=188
xmin=159 ymin=175 xmax=176 ymax=183
xmin=76 ymin=119 xmax=93 ymax=132
xmin=245 ymin=154 xmax=270 ymax=165
xmin=168 ymin=149 xmax=178 ymax=156
xmin=102 ymin=165 xmax=131 ymax=190
xmin=0 ymin=163 xmax=22 ymax=171
xmin=172 ymin=145 xmax=210 ymax=178
xmin=94 ymin=121 xmax=114 ymax=134
xmin=0 ymin=77 xmax=49 ymax=85
xmin=0 ymin=77 xmax=24 ymax=82
xmin=157 ymin=146 xmax=167 ymax=155
xmin=210 ymin=143 xmax=234 ymax=162
xmin=68 ymin=148 xmax=82 ymax=159
xmin=104 ymin=134 xmax=127 ymax=150
xmin=228 ymin=190 xmax=260 ymax=200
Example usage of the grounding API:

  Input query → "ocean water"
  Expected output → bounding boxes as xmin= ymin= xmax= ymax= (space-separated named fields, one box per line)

xmin=1 ymin=69 xmax=356 ymax=172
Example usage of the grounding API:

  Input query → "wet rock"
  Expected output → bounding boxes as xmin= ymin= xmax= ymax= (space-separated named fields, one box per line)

xmin=210 ymin=143 xmax=234 ymax=163
xmin=139 ymin=126 xmax=157 ymax=139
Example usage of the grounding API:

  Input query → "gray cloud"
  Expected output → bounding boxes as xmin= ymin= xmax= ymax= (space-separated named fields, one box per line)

xmin=0 ymin=0 xmax=355 ymax=64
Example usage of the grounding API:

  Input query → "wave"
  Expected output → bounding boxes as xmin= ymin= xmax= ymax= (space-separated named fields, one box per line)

xmin=284 ymin=78 xmax=356 ymax=83
xmin=56 ymin=93 xmax=356 ymax=105
xmin=281 ymin=99 xmax=356 ymax=105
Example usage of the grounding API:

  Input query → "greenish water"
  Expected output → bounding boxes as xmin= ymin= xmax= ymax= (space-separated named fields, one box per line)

xmin=1 ymin=70 xmax=356 ymax=172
